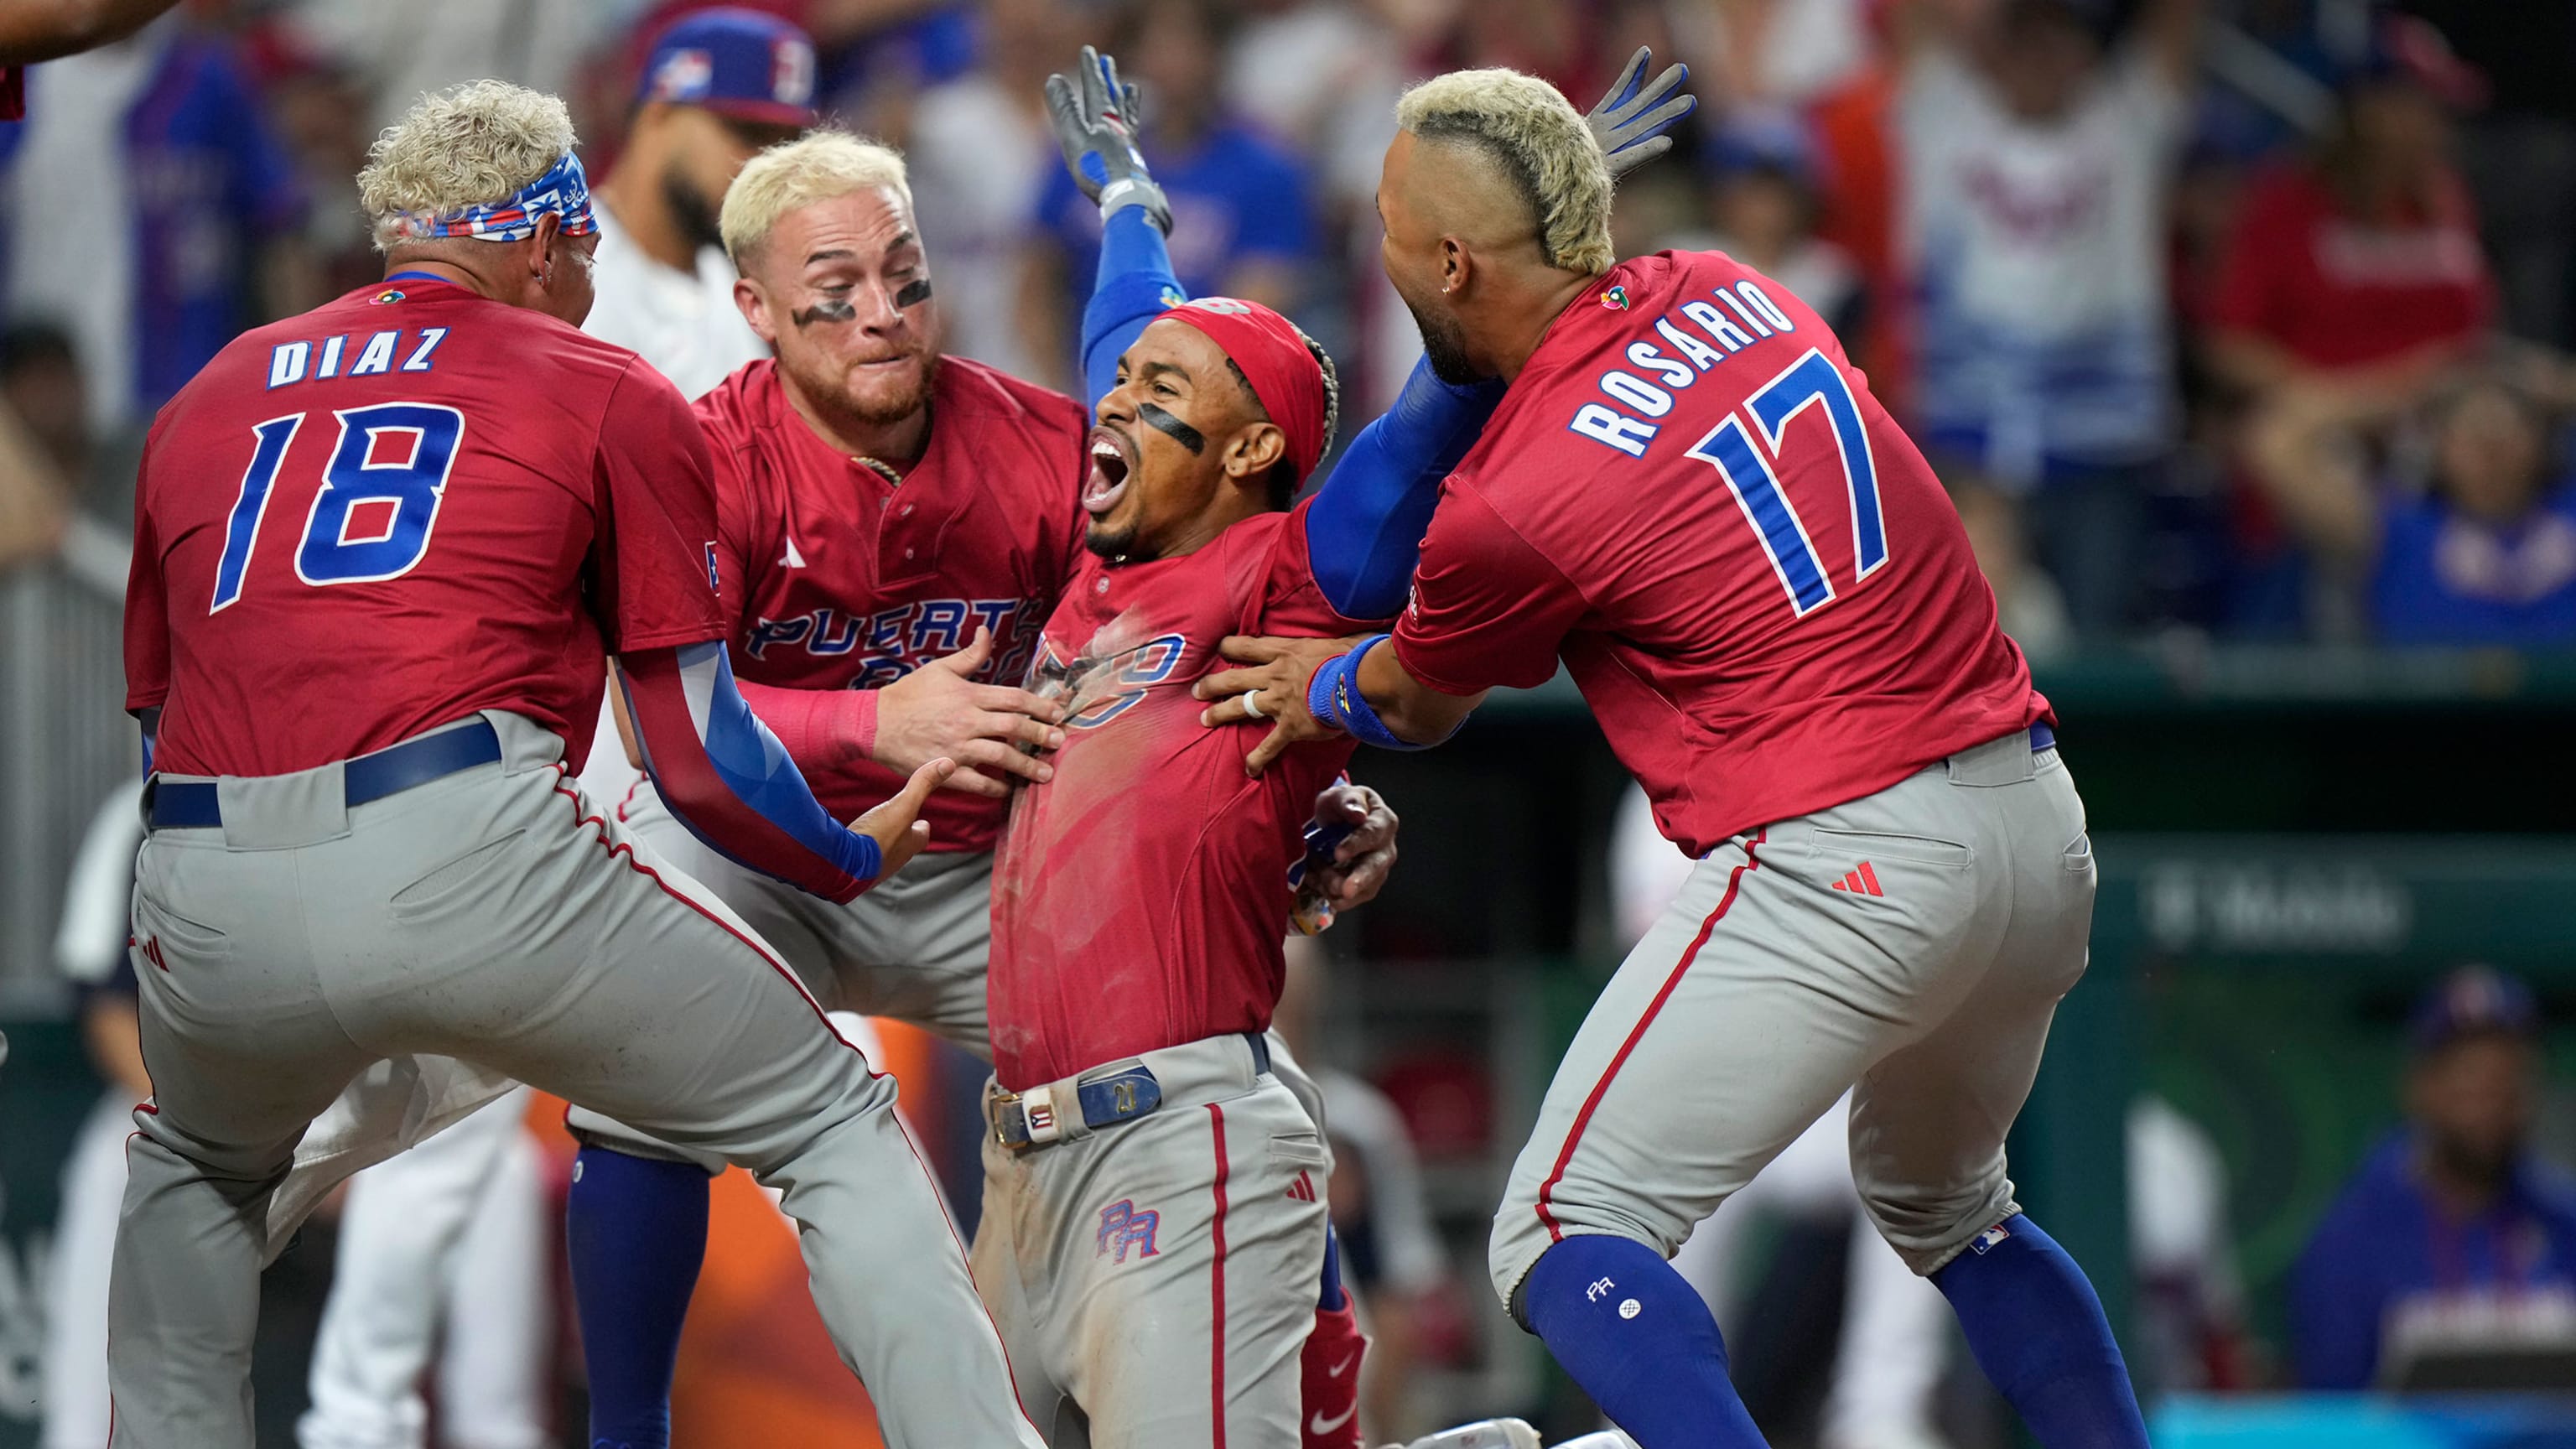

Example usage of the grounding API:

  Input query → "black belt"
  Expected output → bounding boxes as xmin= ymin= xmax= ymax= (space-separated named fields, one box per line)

xmin=147 ymin=719 xmax=504 ymax=831
xmin=989 ymin=1033 xmax=1271 ymax=1151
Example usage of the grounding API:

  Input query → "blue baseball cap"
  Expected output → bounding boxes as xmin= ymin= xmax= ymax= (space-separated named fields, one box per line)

xmin=638 ymin=8 xmax=819 ymax=127
xmin=2411 ymin=964 xmax=2540 ymax=1054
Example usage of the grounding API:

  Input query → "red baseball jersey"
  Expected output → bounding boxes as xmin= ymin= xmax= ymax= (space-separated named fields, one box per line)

xmin=987 ymin=500 xmax=1365 ymax=1089
xmin=127 ymin=278 xmax=726 ymax=777
xmin=1393 ymin=250 xmax=2049 ymax=859
xmin=698 ymin=356 xmax=1089 ymax=853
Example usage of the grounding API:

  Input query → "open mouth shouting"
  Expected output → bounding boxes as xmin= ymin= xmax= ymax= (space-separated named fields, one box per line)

xmin=1086 ymin=425 xmax=1135 ymax=517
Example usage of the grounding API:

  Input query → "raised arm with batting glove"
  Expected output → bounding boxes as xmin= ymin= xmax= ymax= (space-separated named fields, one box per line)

xmin=1050 ymin=44 xmax=1695 ymax=623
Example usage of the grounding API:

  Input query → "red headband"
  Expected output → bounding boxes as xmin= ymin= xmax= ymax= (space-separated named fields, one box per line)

xmin=1155 ymin=297 xmax=1328 ymax=483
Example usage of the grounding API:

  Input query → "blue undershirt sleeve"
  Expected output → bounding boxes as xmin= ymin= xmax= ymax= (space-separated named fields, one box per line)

xmin=1081 ymin=205 xmax=1187 ymax=413
xmin=1304 ymin=356 xmax=1505 ymax=620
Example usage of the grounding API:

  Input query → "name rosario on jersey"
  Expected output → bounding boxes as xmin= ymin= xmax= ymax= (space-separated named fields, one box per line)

xmin=745 ymin=596 xmax=1044 ymax=686
xmin=1567 ymin=278 xmax=1800 ymax=460
xmin=265 ymin=328 xmax=449 ymax=388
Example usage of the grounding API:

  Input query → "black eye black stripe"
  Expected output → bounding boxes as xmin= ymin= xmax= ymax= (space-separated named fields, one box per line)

xmin=893 ymin=277 xmax=933 ymax=309
xmin=1137 ymin=402 xmax=1205 ymax=454
xmin=792 ymin=299 xmax=856 ymax=327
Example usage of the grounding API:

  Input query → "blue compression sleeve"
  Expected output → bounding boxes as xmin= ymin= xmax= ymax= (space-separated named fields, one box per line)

xmin=620 ymin=642 xmax=880 ymax=900
xmin=1304 ymin=356 xmax=1504 ymax=619
xmin=1082 ymin=205 xmax=1187 ymax=412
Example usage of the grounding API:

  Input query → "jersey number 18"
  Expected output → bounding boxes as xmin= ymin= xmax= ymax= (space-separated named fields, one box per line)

xmin=210 ymin=402 xmax=465 ymax=613
xmin=1685 ymin=348 xmax=1887 ymax=617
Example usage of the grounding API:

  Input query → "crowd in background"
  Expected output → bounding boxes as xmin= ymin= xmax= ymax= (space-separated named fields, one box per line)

xmin=4 ymin=0 xmax=2576 ymax=654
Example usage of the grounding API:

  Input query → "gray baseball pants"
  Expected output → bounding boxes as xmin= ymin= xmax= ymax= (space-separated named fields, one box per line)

xmin=110 ymin=713 xmax=1041 ymax=1449
xmin=1491 ymin=728 xmax=2096 ymax=1311
xmin=569 ymin=779 xmax=1332 ymax=1171
xmin=971 ymin=1034 xmax=1330 ymax=1449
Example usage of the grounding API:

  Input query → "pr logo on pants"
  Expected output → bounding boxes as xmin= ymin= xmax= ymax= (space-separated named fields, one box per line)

xmin=1097 ymin=1199 xmax=1161 ymax=1262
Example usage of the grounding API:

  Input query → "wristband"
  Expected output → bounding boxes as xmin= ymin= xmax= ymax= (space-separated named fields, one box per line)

xmin=1307 ymin=635 xmax=1436 ymax=751
xmin=1098 ymin=176 xmax=1171 ymax=233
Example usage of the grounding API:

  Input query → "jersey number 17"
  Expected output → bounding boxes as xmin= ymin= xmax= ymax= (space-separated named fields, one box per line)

xmin=209 ymin=402 xmax=465 ymax=613
xmin=1686 ymin=348 xmax=1887 ymax=617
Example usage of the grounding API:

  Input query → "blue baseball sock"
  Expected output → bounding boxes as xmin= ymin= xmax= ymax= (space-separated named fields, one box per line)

xmin=566 ymin=1145 xmax=712 ymax=1449
xmin=1519 ymin=1234 xmax=1767 ymax=1448
xmin=1319 ymin=1224 xmax=1349 ymax=1311
xmin=1931 ymin=1213 xmax=2150 ymax=1449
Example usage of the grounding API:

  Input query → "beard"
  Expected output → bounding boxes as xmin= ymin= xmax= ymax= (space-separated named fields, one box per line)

xmin=841 ymin=349 xmax=940 ymax=427
xmin=776 ymin=343 xmax=942 ymax=444
xmin=1083 ymin=517 xmax=1143 ymax=562
xmin=1404 ymin=291 xmax=1487 ymax=385
xmin=662 ymin=169 xmax=724 ymax=253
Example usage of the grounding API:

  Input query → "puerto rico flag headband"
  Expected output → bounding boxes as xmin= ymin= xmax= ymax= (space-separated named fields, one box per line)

xmin=390 ymin=150 xmax=598 ymax=244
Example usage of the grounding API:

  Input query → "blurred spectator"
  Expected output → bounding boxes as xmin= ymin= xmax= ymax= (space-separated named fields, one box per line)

xmin=2205 ymin=14 xmax=2494 ymax=409
xmin=1277 ymin=937 xmax=1457 ymax=1444
xmin=2397 ymin=0 xmax=2576 ymax=350
xmin=243 ymin=23 xmax=378 ymax=301
xmin=1674 ymin=0 xmax=1872 ymax=112
xmin=1221 ymin=0 xmax=1404 ymax=216
xmin=2246 ymin=366 xmax=2576 ymax=646
xmin=39 ymin=779 xmax=147 ymax=1449
xmin=0 ymin=0 xmax=186 ymax=65
xmin=286 ymin=0 xmax=613 ymax=135
xmin=2292 ymin=966 xmax=2576 ymax=1389
xmin=8 ymin=292 xmax=162 ymax=512
xmin=0 ymin=322 xmax=75 ymax=570
xmin=588 ymin=8 xmax=813 ymax=402
xmin=2127 ymin=1094 xmax=2251 ymax=1394
xmin=1664 ymin=109 xmax=1865 ymax=343
xmin=1019 ymin=0 xmax=1317 ymax=390
xmin=1 ymin=13 xmax=312 ymax=435
xmin=908 ymin=0 xmax=1076 ymax=377
xmin=1893 ymin=0 xmax=2201 ymax=636
xmin=1948 ymin=471 xmax=2075 ymax=660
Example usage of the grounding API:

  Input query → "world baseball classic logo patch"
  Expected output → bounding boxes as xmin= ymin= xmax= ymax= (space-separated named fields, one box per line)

xmin=1096 ymin=1199 xmax=1161 ymax=1263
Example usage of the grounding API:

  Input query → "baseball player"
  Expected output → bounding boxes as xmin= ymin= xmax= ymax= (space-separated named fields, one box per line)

xmin=296 ymin=22 xmax=820 ymax=1449
xmin=560 ymin=51 xmax=1690 ymax=1447
xmin=1197 ymin=70 xmax=2151 ymax=1449
xmin=951 ymin=47 xmax=1698 ymax=1449
xmin=112 ymin=79 xmax=1038 ymax=1449
xmin=558 ymin=119 xmax=1405 ymax=1449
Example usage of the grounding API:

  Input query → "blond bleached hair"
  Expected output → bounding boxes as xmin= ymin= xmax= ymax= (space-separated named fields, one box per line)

xmin=720 ymin=130 xmax=914 ymax=268
xmin=359 ymin=80 xmax=577 ymax=252
xmin=1395 ymin=69 xmax=1613 ymax=276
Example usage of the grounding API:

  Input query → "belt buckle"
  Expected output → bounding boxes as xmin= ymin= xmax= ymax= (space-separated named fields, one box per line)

xmin=991 ymin=1084 xmax=1063 ymax=1151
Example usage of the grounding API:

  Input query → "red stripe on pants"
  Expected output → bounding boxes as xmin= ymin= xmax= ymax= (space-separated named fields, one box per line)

xmin=1535 ymin=829 xmax=1765 ymax=1239
xmin=1208 ymin=1102 xmax=1231 ymax=1449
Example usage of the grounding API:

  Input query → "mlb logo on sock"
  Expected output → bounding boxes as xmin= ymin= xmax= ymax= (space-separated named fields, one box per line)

xmin=1969 ymin=1220 xmax=2014 ymax=1255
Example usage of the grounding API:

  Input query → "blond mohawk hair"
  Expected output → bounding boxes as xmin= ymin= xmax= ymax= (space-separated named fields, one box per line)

xmin=1395 ymin=69 xmax=1614 ymax=276
xmin=360 ymin=80 xmax=577 ymax=252
xmin=720 ymin=130 xmax=913 ymax=268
